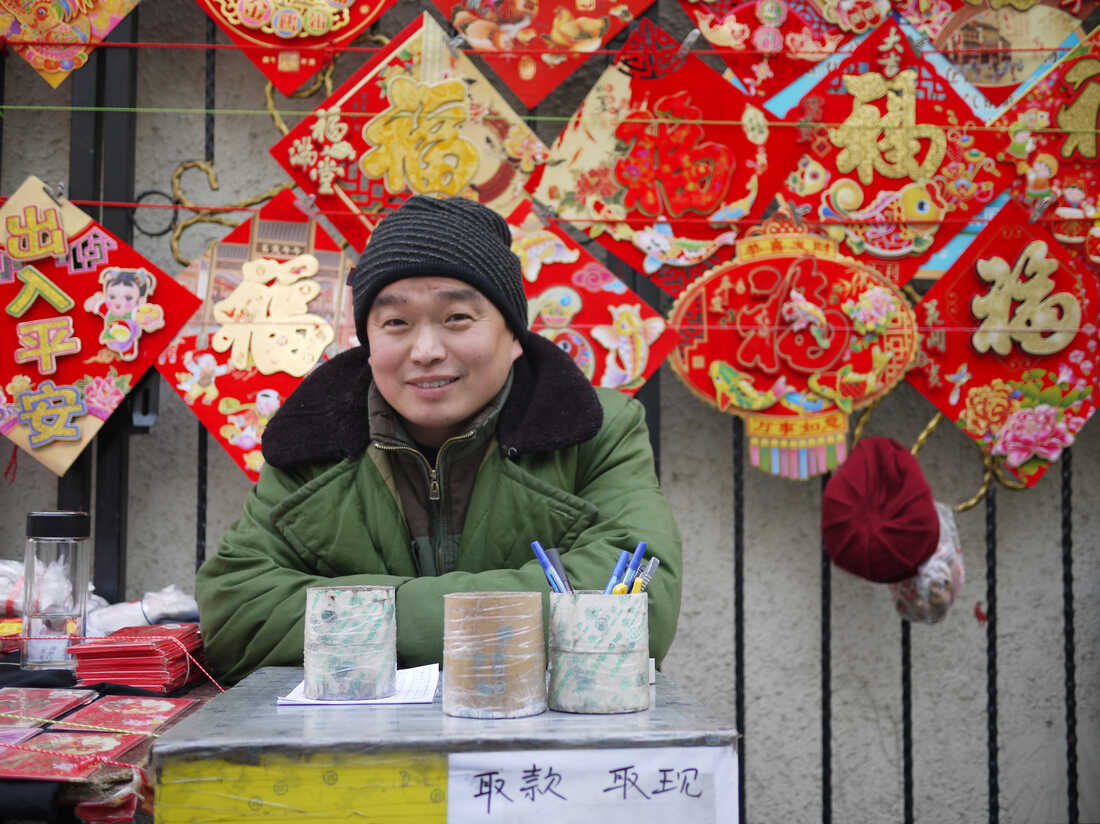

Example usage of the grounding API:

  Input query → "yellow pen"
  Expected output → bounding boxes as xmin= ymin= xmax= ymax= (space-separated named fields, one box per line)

xmin=611 ymin=583 xmax=628 ymax=595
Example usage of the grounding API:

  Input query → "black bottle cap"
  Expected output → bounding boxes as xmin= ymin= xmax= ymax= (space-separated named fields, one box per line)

xmin=26 ymin=511 xmax=91 ymax=539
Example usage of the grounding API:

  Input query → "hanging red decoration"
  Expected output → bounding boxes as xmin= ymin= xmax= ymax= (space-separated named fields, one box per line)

xmin=666 ymin=210 xmax=919 ymax=479
xmin=0 ymin=177 xmax=200 ymax=476
xmin=906 ymin=199 xmax=1100 ymax=487
xmin=989 ymin=26 xmax=1100 ymax=273
xmin=508 ymin=199 xmax=676 ymax=394
xmin=0 ymin=0 xmax=140 ymax=88
xmin=896 ymin=0 xmax=1097 ymax=108
xmin=270 ymin=12 xmax=548 ymax=253
xmin=155 ymin=189 xmax=356 ymax=482
xmin=194 ymin=0 xmax=397 ymax=96
xmin=771 ymin=16 xmax=1010 ymax=288
xmin=528 ymin=19 xmax=785 ymax=298
xmin=430 ymin=0 xmax=656 ymax=109
xmin=678 ymin=0 xmax=853 ymax=100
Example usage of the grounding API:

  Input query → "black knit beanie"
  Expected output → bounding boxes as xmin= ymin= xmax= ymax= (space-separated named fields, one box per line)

xmin=350 ymin=196 xmax=528 ymax=346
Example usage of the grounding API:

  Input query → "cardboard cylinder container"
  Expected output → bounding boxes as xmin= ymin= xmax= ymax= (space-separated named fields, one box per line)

xmin=548 ymin=591 xmax=649 ymax=714
xmin=442 ymin=591 xmax=546 ymax=719
xmin=303 ymin=585 xmax=397 ymax=700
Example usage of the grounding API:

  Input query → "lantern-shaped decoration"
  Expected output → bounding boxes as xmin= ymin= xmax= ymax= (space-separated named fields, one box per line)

xmin=667 ymin=211 xmax=919 ymax=478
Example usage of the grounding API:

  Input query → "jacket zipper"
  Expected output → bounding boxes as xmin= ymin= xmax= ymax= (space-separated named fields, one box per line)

xmin=373 ymin=431 xmax=475 ymax=571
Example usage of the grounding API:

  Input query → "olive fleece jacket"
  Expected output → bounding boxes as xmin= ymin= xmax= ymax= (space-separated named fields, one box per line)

xmin=195 ymin=335 xmax=682 ymax=683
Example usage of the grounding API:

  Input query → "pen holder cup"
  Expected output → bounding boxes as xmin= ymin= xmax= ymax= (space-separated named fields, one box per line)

xmin=548 ymin=591 xmax=649 ymax=714
xmin=443 ymin=591 xmax=547 ymax=719
xmin=303 ymin=585 xmax=396 ymax=700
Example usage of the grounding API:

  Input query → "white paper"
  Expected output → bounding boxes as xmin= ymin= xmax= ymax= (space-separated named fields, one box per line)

xmin=276 ymin=664 xmax=439 ymax=706
xmin=448 ymin=745 xmax=737 ymax=823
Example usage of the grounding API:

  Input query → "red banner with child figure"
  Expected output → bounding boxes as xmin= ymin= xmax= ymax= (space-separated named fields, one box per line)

xmin=0 ymin=177 xmax=200 ymax=475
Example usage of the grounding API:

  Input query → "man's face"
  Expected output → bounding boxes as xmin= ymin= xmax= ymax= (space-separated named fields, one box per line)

xmin=366 ymin=276 xmax=522 ymax=447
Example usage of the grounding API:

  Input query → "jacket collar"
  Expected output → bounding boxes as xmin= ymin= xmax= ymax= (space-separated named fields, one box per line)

xmin=262 ymin=333 xmax=603 ymax=470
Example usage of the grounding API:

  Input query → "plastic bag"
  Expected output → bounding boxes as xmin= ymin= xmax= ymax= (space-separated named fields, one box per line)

xmin=86 ymin=584 xmax=198 ymax=637
xmin=889 ymin=502 xmax=965 ymax=624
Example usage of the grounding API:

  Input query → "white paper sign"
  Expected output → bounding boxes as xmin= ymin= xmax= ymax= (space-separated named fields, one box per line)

xmin=276 ymin=664 xmax=439 ymax=705
xmin=448 ymin=745 xmax=737 ymax=823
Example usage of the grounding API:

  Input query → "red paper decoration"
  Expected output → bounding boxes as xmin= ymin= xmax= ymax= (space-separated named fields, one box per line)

xmin=666 ymin=211 xmax=919 ymax=479
xmin=194 ymin=0 xmax=397 ymax=95
xmin=430 ymin=0 xmax=657 ymax=109
xmin=773 ymin=17 xmax=1010 ymax=287
xmin=156 ymin=189 xmax=356 ymax=482
xmin=0 ymin=177 xmax=200 ymax=476
xmin=990 ymin=26 xmax=1100 ymax=272
xmin=0 ymin=0 xmax=139 ymax=88
xmin=906 ymin=199 xmax=1099 ymax=487
xmin=896 ymin=0 xmax=1097 ymax=108
xmin=270 ymin=12 xmax=548 ymax=253
xmin=679 ymin=0 xmax=853 ymax=100
xmin=508 ymin=199 xmax=676 ymax=394
xmin=529 ymin=19 xmax=784 ymax=298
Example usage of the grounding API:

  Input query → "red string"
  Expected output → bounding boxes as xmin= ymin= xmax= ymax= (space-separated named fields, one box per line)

xmin=3 ymin=445 xmax=17 ymax=485
xmin=23 ymin=632 xmax=226 ymax=694
xmin=0 ymin=37 xmax=1080 ymax=59
xmin=0 ymin=195 xmax=1083 ymax=230
xmin=0 ymin=739 xmax=149 ymax=786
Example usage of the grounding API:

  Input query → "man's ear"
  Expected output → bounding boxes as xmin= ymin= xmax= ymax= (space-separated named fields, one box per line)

xmin=510 ymin=334 xmax=523 ymax=363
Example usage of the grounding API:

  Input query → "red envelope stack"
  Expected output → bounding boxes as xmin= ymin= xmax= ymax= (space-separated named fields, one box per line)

xmin=67 ymin=624 xmax=204 ymax=693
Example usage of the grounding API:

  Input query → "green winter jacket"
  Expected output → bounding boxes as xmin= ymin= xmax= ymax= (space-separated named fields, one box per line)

xmin=196 ymin=335 xmax=682 ymax=684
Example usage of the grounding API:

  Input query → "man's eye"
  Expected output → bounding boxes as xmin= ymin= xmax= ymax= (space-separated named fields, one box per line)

xmin=381 ymin=317 xmax=407 ymax=328
xmin=447 ymin=313 xmax=473 ymax=323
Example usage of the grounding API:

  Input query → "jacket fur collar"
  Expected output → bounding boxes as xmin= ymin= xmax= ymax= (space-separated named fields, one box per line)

xmin=262 ymin=333 xmax=603 ymax=470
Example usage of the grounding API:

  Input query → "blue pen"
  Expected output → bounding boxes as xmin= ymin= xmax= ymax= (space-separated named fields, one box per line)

xmin=622 ymin=541 xmax=648 ymax=592
xmin=603 ymin=550 xmax=630 ymax=595
xmin=531 ymin=540 xmax=566 ymax=593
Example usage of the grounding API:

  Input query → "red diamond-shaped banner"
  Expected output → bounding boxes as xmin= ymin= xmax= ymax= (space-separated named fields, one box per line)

xmin=906 ymin=199 xmax=1099 ymax=487
xmin=528 ymin=19 xmax=786 ymax=298
xmin=0 ymin=177 xmax=200 ymax=476
xmin=156 ymin=189 xmax=356 ymax=482
xmin=771 ymin=16 xmax=1010 ymax=287
xmin=270 ymin=12 xmax=548 ymax=253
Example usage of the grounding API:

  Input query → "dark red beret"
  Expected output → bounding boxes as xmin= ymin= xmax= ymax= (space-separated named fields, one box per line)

xmin=821 ymin=437 xmax=939 ymax=583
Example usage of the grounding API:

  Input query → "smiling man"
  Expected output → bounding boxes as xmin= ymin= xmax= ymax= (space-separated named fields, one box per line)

xmin=195 ymin=196 xmax=682 ymax=683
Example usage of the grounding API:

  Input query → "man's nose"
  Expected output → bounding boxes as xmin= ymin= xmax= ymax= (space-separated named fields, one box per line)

xmin=410 ymin=323 xmax=445 ymax=362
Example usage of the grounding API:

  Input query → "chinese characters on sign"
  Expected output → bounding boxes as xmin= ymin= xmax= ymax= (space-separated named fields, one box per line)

xmin=450 ymin=746 xmax=736 ymax=821
xmin=0 ymin=176 xmax=200 ymax=476
xmin=906 ymin=200 xmax=1100 ymax=487
xmin=666 ymin=213 xmax=919 ymax=479
xmin=156 ymin=189 xmax=355 ymax=482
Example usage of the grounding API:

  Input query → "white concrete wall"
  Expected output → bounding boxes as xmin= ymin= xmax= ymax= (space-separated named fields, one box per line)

xmin=1 ymin=3 xmax=1097 ymax=821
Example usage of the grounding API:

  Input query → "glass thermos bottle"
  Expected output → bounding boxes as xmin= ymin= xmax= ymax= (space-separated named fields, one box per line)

xmin=21 ymin=511 xmax=91 ymax=670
